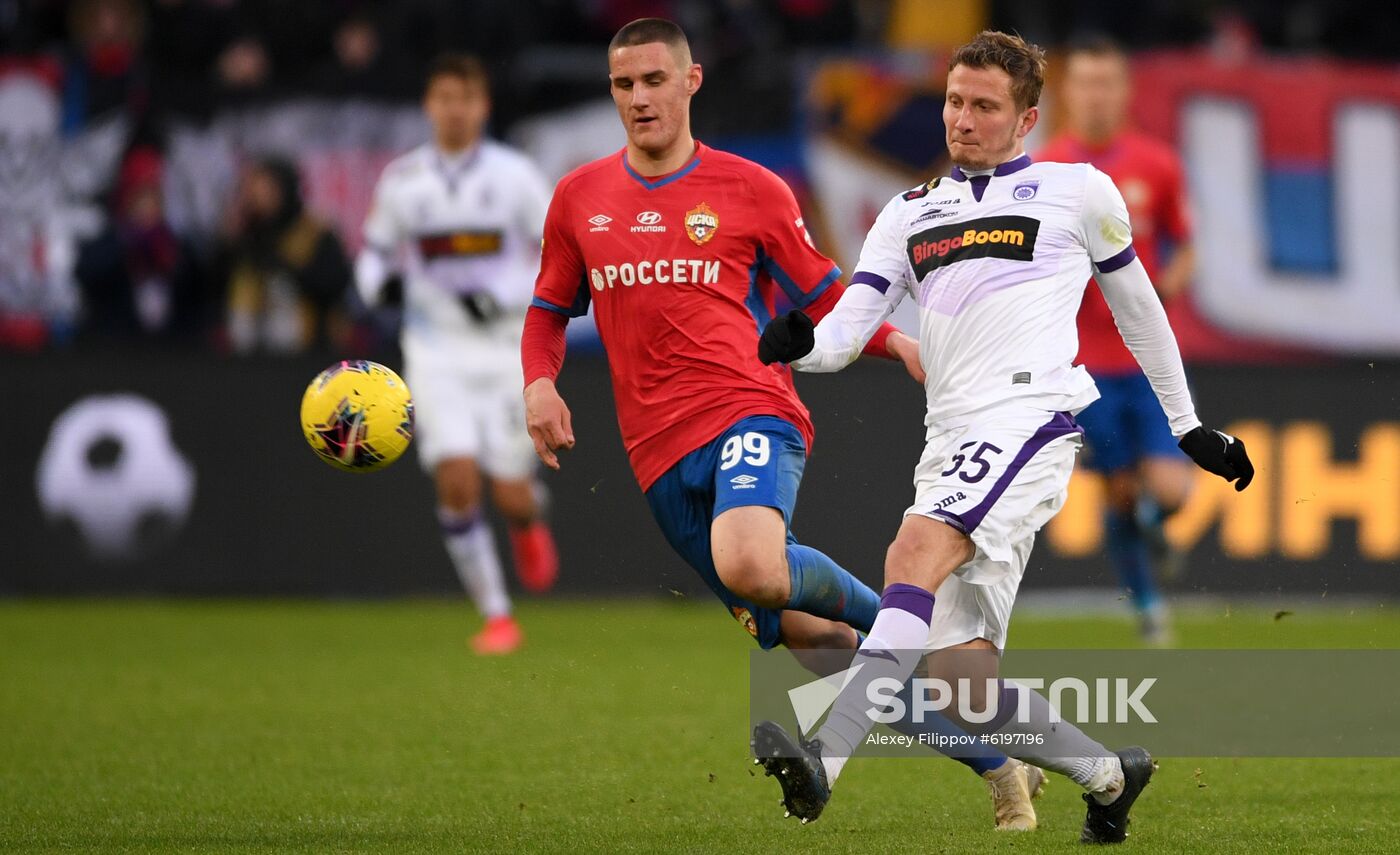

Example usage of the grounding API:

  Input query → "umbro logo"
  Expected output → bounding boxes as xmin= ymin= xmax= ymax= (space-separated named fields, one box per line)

xmin=588 ymin=214 xmax=611 ymax=232
xmin=730 ymin=474 xmax=759 ymax=489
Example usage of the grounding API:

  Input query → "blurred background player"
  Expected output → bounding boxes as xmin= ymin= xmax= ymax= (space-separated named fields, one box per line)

xmin=1038 ymin=37 xmax=1196 ymax=645
xmin=356 ymin=54 xmax=559 ymax=655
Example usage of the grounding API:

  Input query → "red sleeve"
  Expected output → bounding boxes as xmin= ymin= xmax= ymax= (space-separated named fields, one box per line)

xmin=1159 ymin=153 xmax=1193 ymax=243
xmin=531 ymin=175 xmax=592 ymax=318
xmin=802 ymin=283 xmax=899 ymax=360
xmin=522 ymin=305 xmax=568 ymax=386
xmin=749 ymin=166 xmax=842 ymax=310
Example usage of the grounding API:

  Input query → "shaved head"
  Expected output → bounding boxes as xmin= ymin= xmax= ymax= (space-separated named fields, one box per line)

xmin=609 ymin=17 xmax=692 ymax=69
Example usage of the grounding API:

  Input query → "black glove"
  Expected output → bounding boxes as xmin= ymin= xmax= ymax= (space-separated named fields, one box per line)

xmin=758 ymin=309 xmax=815 ymax=365
xmin=1178 ymin=426 xmax=1255 ymax=491
xmin=379 ymin=274 xmax=404 ymax=308
xmin=460 ymin=291 xmax=502 ymax=323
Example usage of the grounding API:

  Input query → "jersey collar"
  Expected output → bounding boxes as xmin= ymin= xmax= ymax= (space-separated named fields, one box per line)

xmin=621 ymin=142 xmax=703 ymax=191
xmin=949 ymin=153 xmax=1033 ymax=182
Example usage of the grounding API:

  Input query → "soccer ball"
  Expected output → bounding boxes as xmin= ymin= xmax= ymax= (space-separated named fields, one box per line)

xmin=300 ymin=360 xmax=414 ymax=473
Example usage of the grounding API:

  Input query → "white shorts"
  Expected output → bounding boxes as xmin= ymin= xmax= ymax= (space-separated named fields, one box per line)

xmin=906 ymin=405 xmax=1083 ymax=651
xmin=403 ymin=340 xmax=537 ymax=480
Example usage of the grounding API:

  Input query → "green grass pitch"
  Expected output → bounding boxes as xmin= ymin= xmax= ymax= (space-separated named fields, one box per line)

xmin=3 ymin=599 xmax=1398 ymax=853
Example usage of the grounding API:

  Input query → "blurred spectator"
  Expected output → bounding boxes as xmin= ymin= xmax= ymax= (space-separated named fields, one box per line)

xmin=61 ymin=0 xmax=148 ymax=135
xmin=309 ymin=8 xmax=415 ymax=101
xmin=75 ymin=145 xmax=203 ymax=342
xmin=0 ymin=67 xmax=81 ymax=350
xmin=146 ymin=0 xmax=239 ymax=120
xmin=215 ymin=35 xmax=273 ymax=103
xmin=220 ymin=157 xmax=351 ymax=354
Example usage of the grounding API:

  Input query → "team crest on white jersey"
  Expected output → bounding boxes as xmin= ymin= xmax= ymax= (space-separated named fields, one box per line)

xmin=1013 ymin=181 xmax=1040 ymax=201
xmin=685 ymin=203 xmax=719 ymax=245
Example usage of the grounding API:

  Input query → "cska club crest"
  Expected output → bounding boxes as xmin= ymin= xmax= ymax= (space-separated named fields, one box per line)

xmin=684 ymin=203 xmax=719 ymax=245
xmin=731 ymin=606 xmax=758 ymax=638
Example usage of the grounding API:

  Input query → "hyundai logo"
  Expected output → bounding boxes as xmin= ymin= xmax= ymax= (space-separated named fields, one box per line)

xmin=636 ymin=211 xmax=662 ymax=225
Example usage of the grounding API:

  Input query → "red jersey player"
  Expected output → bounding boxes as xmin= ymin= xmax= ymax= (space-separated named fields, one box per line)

xmin=1038 ymin=36 xmax=1196 ymax=644
xmin=521 ymin=17 xmax=924 ymax=651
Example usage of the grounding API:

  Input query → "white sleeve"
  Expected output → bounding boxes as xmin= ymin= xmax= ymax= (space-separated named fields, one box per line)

xmin=791 ymin=282 xmax=899 ymax=373
xmin=362 ymin=170 xmax=401 ymax=253
xmin=792 ymin=196 xmax=910 ymax=373
xmin=1081 ymin=166 xmax=1135 ymax=268
xmin=356 ymin=171 xmax=401 ymax=305
xmin=354 ymin=246 xmax=392 ymax=306
xmin=514 ymin=157 xmax=552 ymax=242
xmin=1084 ymin=169 xmax=1200 ymax=435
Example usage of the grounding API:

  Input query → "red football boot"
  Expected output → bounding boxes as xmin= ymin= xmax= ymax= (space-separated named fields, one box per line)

xmin=509 ymin=521 xmax=559 ymax=593
xmin=471 ymin=615 xmax=523 ymax=655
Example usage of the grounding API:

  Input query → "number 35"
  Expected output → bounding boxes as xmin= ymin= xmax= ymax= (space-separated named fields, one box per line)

xmin=941 ymin=441 xmax=1003 ymax=483
xmin=720 ymin=432 xmax=771 ymax=470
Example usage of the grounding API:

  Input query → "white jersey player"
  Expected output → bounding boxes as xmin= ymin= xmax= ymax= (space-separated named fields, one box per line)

xmin=751 ymin=32 xmax=1254 ymax=842
xmin=355 ymin=55 xmax=560 ymax=656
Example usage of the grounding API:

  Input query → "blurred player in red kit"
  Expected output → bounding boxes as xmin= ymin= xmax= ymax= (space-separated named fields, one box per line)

xmin=1039 ymin=36 xmax=1196 ymax=645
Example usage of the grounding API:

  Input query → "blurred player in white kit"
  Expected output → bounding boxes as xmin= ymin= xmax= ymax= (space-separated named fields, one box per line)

xmin=356 ymin=55 xmax=559 ymax=655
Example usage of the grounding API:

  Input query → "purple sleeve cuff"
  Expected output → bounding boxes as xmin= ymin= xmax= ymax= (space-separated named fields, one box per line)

xmin=850 ymin=270 xmax=892 ymax=294
xmin=1094 ymin=244 xmax=1138 ymax=274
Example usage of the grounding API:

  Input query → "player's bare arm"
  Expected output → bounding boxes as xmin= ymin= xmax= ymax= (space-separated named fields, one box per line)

xmin=1155 ymin=242 xmax=1194 ymax=301
xmin=524 ymin=377 xmax=574 ymax=470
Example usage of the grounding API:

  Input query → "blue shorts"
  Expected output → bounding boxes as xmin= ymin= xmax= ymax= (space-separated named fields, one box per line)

xmin=644 ymin=415 xmax=806 ymax=649
xmin=1077 ymin=371 xmax=1184 ymax=473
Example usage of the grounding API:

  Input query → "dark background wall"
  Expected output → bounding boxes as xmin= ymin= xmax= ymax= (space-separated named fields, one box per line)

xmin=3 ymin=352 xmax=1397 ymax=597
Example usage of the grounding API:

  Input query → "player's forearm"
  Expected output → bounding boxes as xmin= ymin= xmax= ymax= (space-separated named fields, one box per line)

xmin=354 ymin=247 xmax=392 ymax=305
xmin=1095 ymin=258 xmax=1201 ymax=435
xmin=522 ymin=305 xmax=569 ymax=386
xmin=1156 ymin=243 xmax=1194 ymax=302
xmin=805 ymin=285 xmax=898 ymax=360
xmin=793 ymin=283 xmax=894 ymax=373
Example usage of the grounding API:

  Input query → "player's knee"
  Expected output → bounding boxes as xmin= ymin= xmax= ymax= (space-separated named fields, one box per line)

xmin=1142 ymin=461 xmax=1193 ymax=513
xmin=713 ymin=544 xmax=789 ymax=607
xmin=884 ymin=519 xmax=971 ymax=588
xmin=1105 ymin=473 xmax=1138 ymax=514
xmin=435 ymin=460 xmax=482 ymax=514
xmin=491 ymin=480 xmax=537 ymax=525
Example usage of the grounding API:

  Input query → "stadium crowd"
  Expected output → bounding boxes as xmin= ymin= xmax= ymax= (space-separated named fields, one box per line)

xmin=1 ymin=0 xmax=1393 ymax=353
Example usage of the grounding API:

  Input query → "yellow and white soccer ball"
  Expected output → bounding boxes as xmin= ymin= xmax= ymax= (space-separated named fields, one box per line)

xmin=300 ymin=360 xmax=414 ymax=473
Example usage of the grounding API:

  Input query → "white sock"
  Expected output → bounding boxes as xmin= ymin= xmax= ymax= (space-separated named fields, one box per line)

xmin=982 ymin=684 xmax=1119 ymax=790
xmin=821 ymin=754 xmax=849 ymax=786
xmin=813 ymin=584 xmax=935 ymax=787
xmin=440 ymin=508 xmax=510 ymax=619
xmin=1087 ymin=756 xmax=1125 ymax=804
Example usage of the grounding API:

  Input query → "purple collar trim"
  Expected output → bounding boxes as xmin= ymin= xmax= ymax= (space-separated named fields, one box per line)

xmin=950 ymin=153 xmax=1033 ymax=182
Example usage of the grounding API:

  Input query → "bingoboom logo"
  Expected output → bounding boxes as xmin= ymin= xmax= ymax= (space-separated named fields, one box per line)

xmin=907 ymin=215 xmax=1039 ymax=278
xmin=589 ymin=258 xmax=721 ymax=290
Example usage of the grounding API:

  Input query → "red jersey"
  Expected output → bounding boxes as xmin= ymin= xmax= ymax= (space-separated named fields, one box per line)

xmin=530 ymin=142 xmax=859 ymax=491
xmin=1039 ymin=129 xmax=1192 ymax=373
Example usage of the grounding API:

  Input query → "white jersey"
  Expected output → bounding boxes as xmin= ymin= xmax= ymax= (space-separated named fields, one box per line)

xmin=357 ymin=140 xmax=552 ymax=370
xmin=796 ymin=154 xmax=1199 ymax=436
